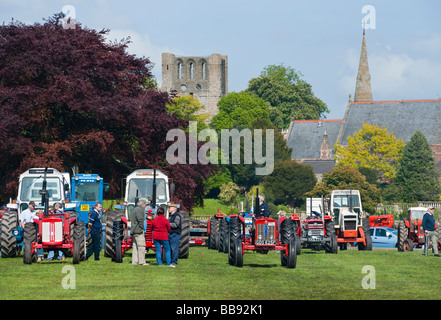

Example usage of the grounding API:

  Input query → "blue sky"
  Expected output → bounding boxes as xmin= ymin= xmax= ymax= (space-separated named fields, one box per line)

xmin=1 ymin=0 xmax=440 ymax=120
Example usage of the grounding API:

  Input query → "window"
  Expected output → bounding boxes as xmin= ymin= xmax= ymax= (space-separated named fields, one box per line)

xmin=178 ymin=62 xmax=182 ymax=79
xmin=202 ymin=62 xmax=206 ymax=79
xmin=190 ymin=62 xmax=194 ymax=79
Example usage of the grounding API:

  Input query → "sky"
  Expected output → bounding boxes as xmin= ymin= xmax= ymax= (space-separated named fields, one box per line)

xmin=1 ymin=0 xmax=440 ymax=120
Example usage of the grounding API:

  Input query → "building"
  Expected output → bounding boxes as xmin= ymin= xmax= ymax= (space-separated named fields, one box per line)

xmin=161 ymin=52 xmax=228 ymax=117
xmin=286 ymin=31 xmax=441 ymax=179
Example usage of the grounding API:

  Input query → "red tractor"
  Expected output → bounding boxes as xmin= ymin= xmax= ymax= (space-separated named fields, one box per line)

xmin=369 ymin=214 xmax=394 ymax=228
xmin=228 ymin=211 xmax=300 ymax=268
xmin=397 ymin=207 xmax=441 ymax=252
xmin=23 ymin=168 xmax=85 ymax=264
xmin=299 ymin=211 xmax=338 ymax=254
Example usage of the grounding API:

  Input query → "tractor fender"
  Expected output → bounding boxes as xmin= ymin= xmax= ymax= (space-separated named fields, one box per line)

xmin=121 ymin=217 xmax=128 ymax=226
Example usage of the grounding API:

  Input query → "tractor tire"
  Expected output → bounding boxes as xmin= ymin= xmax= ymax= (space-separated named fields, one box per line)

xmin=358 ymin=218 xmax=373 ymax=251
xmin=436 ymin=224 xmax=441 ymax=253
xmin=233 ymin=238 xmax=243 ymax=267
xmin=397 ymin=221 xmax=408 ymax=252
xmin=281 ymin=239 xmax=297 ymax=268
xmin=23 ymin=222 xmax=37 ymax=264
xmin=228 ymin=216 xmax=241 ymax=265
xmin=73 ymin=221 xmax=86 ymax=263
xmin=178 ymin=211 xmax=190 ymax=259
xmin=105 ymin=211 xmax=124 ymax=258
xmin=113 ymin=220 xmax=124 ymax=263
xmin=218 ymin=218 xmax=228 ymax=253
xmin=208 ymin=217 xmax=220 ymax=250
xmin=65 ymin=211 xmax=77 ymax=257
xmin=1 ymin=210 xmax=19 ymax=258
xmin=281 ymin=218 xmax=300 ymax=255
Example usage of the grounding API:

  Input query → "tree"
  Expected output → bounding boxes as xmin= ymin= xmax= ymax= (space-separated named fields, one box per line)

xmin=395 ymin=131 xmax=441 ymax=202
xmin=263 ymin=160 xmax=316 ymax=208
xmin=246 ymin=64 xmax=329 ymax=129
xmin=0 ymin=14 xmax=215 ymax=210
xmin=210 ymin=91 xmax=269 ymax=132
xmin=166 ymin=95 xmax=210 ymax=133
xmin=307 ymin=165 xmax=381 ymax=213
xmin=334 ymin=123 xmax=405 ymax=181
xmin=218 ymin=182 xmax=241 ymax=206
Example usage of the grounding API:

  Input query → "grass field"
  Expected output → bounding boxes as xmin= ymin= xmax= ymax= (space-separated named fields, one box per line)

xmin=1 ymin=246 xmax=440 ymax=300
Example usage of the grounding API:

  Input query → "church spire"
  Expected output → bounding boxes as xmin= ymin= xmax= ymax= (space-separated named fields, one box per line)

xmin=354 ymin=29 xmax=373 ymax=102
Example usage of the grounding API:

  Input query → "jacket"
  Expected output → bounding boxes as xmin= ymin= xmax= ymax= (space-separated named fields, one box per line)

xmin=256 ymin=202 xmax=270 ymax=218
xmin=422 ymin=212 xmax=436 ymax=232
xmin=152 ymin=215 xmax=171 ymax=240
xmin=88 ymin=209 xmax=103 ymax=235
xmin=169 ymin=211 xmax=182 ymax=234
xmin=130 ymin=206 xmax=145 ymax=235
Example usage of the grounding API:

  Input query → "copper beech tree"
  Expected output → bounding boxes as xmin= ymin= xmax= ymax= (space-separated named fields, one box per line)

xmin=0 ymin=14 xmax=216 ymax=210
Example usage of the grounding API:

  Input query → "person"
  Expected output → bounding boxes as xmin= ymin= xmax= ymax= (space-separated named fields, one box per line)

xmin=168 ymin=203 xmax=181 ymax=267
xmin=422 ymin=207 xmax=440 ymax=257
xmin=47 ymin=203 xmax=65 ymax=261
xmin=86 ymin=202 xmax=103 ymax=261
xmin=256 ymin=194 xmax=270 ymax=218
xmin=19 ymin=201 xmax=44 ymax=261
xmin=130 ymin=198 xmax=149 ymax=265
xmin=152 ymin=207 xmax=173 ymax=267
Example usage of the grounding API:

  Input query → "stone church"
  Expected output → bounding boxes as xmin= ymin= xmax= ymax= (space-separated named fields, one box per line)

xmin=286 ymin=31 xmax=441 ymax=180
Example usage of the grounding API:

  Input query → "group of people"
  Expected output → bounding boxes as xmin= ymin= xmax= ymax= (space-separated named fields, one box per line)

xmin=129 ymin=198 xmax=181 ymax=267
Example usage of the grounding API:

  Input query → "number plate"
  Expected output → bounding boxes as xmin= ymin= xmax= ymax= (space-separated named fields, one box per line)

xmin=81 ymin=204 xmax=90 ymax=211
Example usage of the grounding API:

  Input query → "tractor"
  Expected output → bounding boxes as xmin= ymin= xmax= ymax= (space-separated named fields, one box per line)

xmin=329 ymin=189 xmax=372 ymax=250
xmin=299 ymin=198 xmax=337 ymax=254
xmin=397 ymin=207 xmax=441 ymax=252
xmin=368 ymin=214 xmax=394 ymax=228
xmin=227 ymin=189 xmax=300 ymax=268
xmin=105 ymin=169 xmax=190 ymax=263
xmin=1 ymin=168 xmax=79 ymax=259
xmin=18 ymin=168 xmax=85 ymax=264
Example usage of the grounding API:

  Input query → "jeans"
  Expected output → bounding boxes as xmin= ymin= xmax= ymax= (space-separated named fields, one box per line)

xmin=169 ymin=233 xmax=180 ymax=265
xmin=47 ymin=250 xmax=64 ymax=260
xmin=153 ymin=239 xmax=171 ymax=266
xmin=86 ymin=233 xmax=101 ymax=261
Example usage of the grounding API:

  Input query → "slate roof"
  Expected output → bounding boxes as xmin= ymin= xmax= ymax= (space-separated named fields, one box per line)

xmin=339 ymin=100 xmax=441 ymax=145
xmin=287 ymin=120 xmax=342 ymax=159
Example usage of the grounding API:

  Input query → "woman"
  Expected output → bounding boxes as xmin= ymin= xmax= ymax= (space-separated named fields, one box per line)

xmin=152 ymin=207 xmax=173 ymax=267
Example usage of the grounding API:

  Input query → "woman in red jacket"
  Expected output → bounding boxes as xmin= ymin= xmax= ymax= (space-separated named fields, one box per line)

xmin=152 ymin=207 xmax=173 ymax=267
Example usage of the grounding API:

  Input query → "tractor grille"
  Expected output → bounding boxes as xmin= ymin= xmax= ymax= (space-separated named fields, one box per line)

xmin=307 ymin=221 xmax=323 ymax=228
xmin=344 ymin=220 xmax=357 ymax=231
xmin=256 ymin=221 xmax=276 ymax=245
xmin=308 ymin=229 xmax=323 ymax=236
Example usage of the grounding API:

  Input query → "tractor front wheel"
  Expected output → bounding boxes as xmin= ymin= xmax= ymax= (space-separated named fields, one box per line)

xmin=233 ymin=238 xmax=243 ymax=268
xmin=23 ymin=223 xmax=37 ymax=264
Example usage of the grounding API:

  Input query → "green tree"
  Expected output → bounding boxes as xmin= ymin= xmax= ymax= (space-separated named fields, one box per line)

xmin=263 ymin=160 xmax=316 ymax=208
xmin=166 ymin=95 xmax=209 ymax=133
xmin=218 ymin=181 xmax=241 ymax=206
xmin=307 ymin=165 xmax=381 ymax=213
xmin=204 ymin=167 xmax=232 ymax=198
xmin=210 ymin=91 xmax=269 ymax=131
xmin=246 ymin=63 xmax=329 ymax=129
xmin=395 ymin=131 xmax=441 ymax=201
xmin=334 ymin=123 xmax=405 ymax=181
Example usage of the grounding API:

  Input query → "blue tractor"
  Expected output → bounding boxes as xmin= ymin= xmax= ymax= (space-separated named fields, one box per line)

xmin=70 ymin=174 xmax=108 ymax=249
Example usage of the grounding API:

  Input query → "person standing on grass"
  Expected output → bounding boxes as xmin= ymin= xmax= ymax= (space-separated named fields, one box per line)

xmin=19 ymin=201 xmax=44 ymax=261
xmin=168 ymin=203 xmax=181 ymax=267
xmin=130 ymin=198 xmax=149 ymax=265
xmin=152 ymin=207 xmax=173 ymax=267
xmin=86 ymin=202 xmax=103 ymax=261
xmin=422 ymin=207 xmax=440 ymax=257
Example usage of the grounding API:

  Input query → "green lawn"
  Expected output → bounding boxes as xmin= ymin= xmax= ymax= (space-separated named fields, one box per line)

xmin=1 ymin=246 xmax=440 ymax=300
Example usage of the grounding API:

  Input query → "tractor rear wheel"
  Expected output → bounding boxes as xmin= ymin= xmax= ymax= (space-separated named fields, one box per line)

xmin=73 ymin=221 xmax=85 ymax=264
xmin=113 ymin=220 xmax=124 ymax=263
xmin=208 ymin=217 xmax=220 ymax=250
xmin=218 ymin=218 xmax=228 ymax=253
xmin=228 ymin=217 xmax=241 ymax=265
xmin=23 ymin=223 xmax=37 ymax=264
xmin=397 ymin=221 xmax=408 ymax=252
xmin=105 ymin=211 xmax=123 ymax=258
xmin=179 ymin=211 xmax=190 ymax=259
xmin=1 ymin=210 xmax=19 ymax=258
xmin=358 ymin=218 xmax=373 ymax=251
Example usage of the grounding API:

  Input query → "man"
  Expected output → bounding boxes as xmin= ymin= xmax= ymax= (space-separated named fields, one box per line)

xmin=86 ymin=202 xmax=103 ymax=261
xmin=256 ymin=194 xmax=270 ymax=218
xmin=19 ymin=201 xmax=44 ymax=261
xmin=168 ymin=203 xmax=181 ymax=267
xmin=422 ymin=207 xmax=440 ymax=257
xmin=130 ymin=198 xmax=149 ymax=265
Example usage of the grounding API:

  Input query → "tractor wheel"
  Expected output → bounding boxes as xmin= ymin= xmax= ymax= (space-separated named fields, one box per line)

xmin=178 ymin=211 xmax=190 ymax=259
xmin=404 ymin=238 xmax=414 ymax=252
xmin=397 ymin=221 xmax=408 ymax=252
xmin=228 ymin=217 xmax=241 ymax=265
xmin=436 ymin=224 xmax=441 ymax=253
xmin=113 ymin=220 xmax=124 ymax=263
xmin=73 ymin=221 xmax=86 ymax=264
xmin=218 ymin=218 xmax=228 ymax=253
xmin=208 ymin=217 xmax=219 ymax=250
xmin=287 ymin=239 xmax=297 ymax=269
xmin=23 ymin=223 xmax=37 ymax=264
xmin=65 ymin=212 xmax=77 ymax=258
xmin=234 ymin=238 xmax=243 ymax=267
xmin=358 ymin=218 xmax=373 ymax=251
xmin=105 ymin=211 xmax=123 ymax=258
xmin=1 ymin=210 xmax=19 ymax=258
